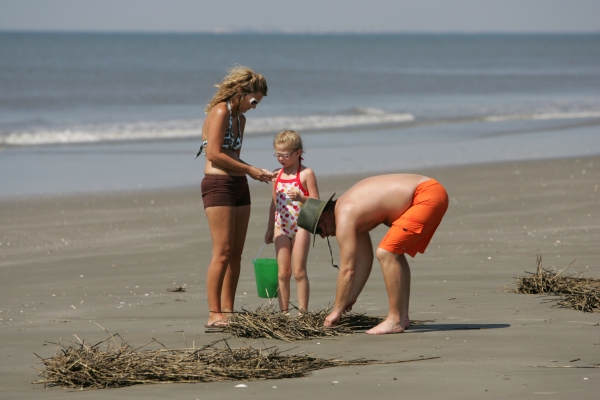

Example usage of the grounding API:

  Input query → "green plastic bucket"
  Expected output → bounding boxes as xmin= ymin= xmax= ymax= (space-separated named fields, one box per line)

xmin=252 ymin=258 xmax=279 ymax=299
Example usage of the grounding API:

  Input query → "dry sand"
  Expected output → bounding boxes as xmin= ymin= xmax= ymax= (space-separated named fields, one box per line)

xmin=1 ymin=156 xmax=599 ymax=399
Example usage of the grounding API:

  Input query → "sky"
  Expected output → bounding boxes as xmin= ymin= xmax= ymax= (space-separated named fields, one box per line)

xmin=0 ymin=0 xmax=599 ymax=33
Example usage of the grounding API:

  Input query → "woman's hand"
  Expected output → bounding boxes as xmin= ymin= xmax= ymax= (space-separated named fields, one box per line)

xmin=262 ymin=169 xmax=276 ymax=182
xmin=248 ymin=167 xmax=274 ymax=183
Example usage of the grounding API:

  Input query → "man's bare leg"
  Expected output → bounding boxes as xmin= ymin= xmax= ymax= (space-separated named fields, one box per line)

xmin=366 ymin=249 xmax=411 ymax=334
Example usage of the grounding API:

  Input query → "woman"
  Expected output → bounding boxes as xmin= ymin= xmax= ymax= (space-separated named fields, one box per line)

xmin=198 ymin=66 xmax=272 ymax=328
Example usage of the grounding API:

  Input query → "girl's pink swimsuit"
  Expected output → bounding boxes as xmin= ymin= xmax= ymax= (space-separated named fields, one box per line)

xmin=275 ymin=164 xmax=309 ymax=239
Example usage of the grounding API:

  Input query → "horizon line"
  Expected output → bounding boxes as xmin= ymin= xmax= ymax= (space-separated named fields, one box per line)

xmin=1 ymin=28 xmax=599 ymax=35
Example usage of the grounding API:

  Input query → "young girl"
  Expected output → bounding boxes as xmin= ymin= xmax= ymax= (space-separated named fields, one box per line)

xmin=265 ymin=130 xmax=320 ymax=314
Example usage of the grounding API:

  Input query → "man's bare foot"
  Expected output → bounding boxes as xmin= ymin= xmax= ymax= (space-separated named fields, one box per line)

xmin=366 ymin=317 xmax=410 ymax=335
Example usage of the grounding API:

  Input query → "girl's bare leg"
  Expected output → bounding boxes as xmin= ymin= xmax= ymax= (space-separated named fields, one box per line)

xmin=274 ymin=227 xmax=292 ymax=312
xmin=291 ymin=229 xmax=311 ymax=312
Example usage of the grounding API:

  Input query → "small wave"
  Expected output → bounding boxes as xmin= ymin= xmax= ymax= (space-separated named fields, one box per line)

xmin=246 ymin=112 xmax=414 ymax=133
xmin=0 ymin=112 xmax=415 ymax=146
xmin=0 ymin=120 xmax=204 ymax=146
xmin=483 ymin=111 xmax=600 ymax=122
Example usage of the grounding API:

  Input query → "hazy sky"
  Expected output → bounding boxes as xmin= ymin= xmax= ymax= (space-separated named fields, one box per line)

xmin=1 ymin=0 xmax=599 ymax=33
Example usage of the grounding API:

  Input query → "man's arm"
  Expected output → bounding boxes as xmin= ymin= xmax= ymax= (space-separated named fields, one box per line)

xmin=324 ymin=230 xmax=374 ymax=326
xmin=347 ymin=232 xmax=374 ymax=309
xmin=324 ymin=220 xmax=359 ymax=327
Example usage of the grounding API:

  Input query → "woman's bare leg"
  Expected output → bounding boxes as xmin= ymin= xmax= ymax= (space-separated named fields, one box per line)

xmin=220 ymin=205 xmax=251 ymax=314
xmin=291 ymin=229 xmax=311 ymax=312
xmin=205 ymin=206 xmax=236 ymax=326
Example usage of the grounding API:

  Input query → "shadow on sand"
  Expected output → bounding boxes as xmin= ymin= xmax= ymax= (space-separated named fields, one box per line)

xmin=408 ymin=323 xmax=510 ymax=333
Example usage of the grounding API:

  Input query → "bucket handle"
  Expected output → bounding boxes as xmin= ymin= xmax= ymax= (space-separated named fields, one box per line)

xmin=253 ymin=243 xmax=267 ymax=263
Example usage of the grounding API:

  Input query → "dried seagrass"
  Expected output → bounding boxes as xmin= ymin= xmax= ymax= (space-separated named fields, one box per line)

xmin=33 ymin=333 xmax=438 ymax=390
xmin=221 ymin=305 xmax=434 ymax=342
xmin=514 ymin=255 xmax=600 ymax=312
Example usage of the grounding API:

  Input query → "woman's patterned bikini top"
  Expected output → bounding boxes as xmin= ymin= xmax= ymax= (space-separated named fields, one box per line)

xmin=195 ymin=101 xmax=242 ymax=158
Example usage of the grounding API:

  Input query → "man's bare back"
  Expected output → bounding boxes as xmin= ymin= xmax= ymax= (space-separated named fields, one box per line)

xmin=335 ymin=174 xmax=431 ymax=234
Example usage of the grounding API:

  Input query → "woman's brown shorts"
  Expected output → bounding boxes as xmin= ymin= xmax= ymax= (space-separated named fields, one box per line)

xmin=201 ymin=174 xmax=251 ymax=209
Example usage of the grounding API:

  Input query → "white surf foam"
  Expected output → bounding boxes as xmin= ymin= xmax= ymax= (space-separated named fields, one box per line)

xmin=246 ymin=111 xmax=415 ymax=133
xmin=483 ymin=111 xmax=600 ymax=122
xmin=3 ymin=109 xmax=597 ymax=147
xmin=0 ymin=110 xmax=415 ymax=146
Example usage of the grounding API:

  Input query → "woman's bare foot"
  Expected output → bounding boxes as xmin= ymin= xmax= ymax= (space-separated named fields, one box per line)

xmin=204 ymin=320 xmax=227 ymax=328
xmin=366 ymin=317 xmax=410 ymax=335
xmin=206 ymin=311 xmax=228 ymax=328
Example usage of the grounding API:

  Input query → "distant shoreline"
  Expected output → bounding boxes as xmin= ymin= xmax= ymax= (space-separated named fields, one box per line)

xmin=1 ymin=30 xmax=599 ymax=36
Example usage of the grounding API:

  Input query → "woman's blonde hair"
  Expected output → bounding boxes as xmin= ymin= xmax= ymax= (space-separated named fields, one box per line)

xmin=205 ymin=65 xmax=268 ymax=114
xmin=274 ymin=130 xmax=303 ymax=152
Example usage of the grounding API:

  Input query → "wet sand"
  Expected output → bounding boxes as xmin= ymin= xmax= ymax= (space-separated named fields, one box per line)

xmin=1 ymin=155 xmax=599 ymax=399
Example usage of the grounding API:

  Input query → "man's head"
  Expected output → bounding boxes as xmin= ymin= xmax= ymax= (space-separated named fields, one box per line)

xmin=316 ymin=200 xmax=336 ymax=237
xmin=297 ymin=194 xmax=336 ymax=245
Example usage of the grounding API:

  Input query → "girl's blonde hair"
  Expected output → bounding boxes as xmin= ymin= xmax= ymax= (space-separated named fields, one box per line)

xmin=205 ymin=65 xmax=268 ymax=114
xmin=274 ymin=130 xmax=303 ymax=152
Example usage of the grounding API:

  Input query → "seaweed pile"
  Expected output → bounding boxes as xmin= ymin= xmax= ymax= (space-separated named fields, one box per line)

xmin=34 ymin=333 xmax=437 ymax=389
xmin=221 ymin=305 xmax=433 ymax=342
xmin=515 ymin=255 xmax=599 ymax=312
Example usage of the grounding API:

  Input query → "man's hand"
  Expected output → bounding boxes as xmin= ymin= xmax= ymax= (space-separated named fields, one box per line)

xmin=344 ymin=300 xmax=356 ymax=312
xmin=324 ymin=310 xmax=342 ymax=327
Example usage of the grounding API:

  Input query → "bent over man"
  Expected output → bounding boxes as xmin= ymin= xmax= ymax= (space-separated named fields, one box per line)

xmin=297 ymin=174 xmax=448 ymax=334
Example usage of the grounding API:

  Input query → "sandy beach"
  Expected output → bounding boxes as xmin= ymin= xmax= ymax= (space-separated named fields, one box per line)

xmin=1 ymin=155 xmax=599 ymax=399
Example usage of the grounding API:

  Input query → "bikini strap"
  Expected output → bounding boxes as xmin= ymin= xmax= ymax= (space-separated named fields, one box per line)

xmin=226 ymin=101 xmax=233 ymax=133
xmin=226 ymin=101 xmax=242 ymax=144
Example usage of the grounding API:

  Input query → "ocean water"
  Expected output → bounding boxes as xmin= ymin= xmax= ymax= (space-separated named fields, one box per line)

xmin=0 ymin=33 xmax=599 ymax=197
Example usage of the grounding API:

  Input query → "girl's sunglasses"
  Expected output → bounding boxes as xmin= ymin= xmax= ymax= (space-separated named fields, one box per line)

xmin=249 ymin=97 xmax=259 ymax=106
xmin=273 ymin=150 xmax=297 ymax=159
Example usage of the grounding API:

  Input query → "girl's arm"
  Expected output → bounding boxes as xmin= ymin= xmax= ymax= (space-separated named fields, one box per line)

xmin=264 ymin=176 xmax=278 ymax=244
xmin=264 ymin=199 xmax=276 ymax=244
xmin=287 ymin=167 xmax=319 ymax=203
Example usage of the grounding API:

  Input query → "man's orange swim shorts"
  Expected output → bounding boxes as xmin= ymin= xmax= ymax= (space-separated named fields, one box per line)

xmin=379 ymin=179 xmax=449 ymax=257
